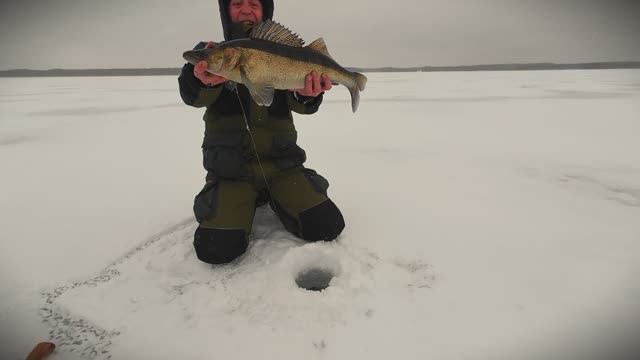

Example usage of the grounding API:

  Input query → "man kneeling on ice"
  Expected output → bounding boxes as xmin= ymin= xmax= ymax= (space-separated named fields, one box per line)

xmin=178 ymin=0 xmax=345 ymax=265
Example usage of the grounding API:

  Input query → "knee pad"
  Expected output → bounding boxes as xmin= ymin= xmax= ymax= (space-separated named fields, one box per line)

xmin=299 ymin=200 xmax=345 ymax=242
xmin=193 ymin=227 xmax=248 ymax=264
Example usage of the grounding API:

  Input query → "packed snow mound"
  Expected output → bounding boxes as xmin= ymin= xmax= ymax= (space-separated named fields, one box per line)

xmin=43 ymin=207 xmax=434 ymax=359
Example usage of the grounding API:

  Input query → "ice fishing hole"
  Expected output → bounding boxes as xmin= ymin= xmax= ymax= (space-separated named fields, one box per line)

xmin=295 ymin=268 xmax=334 ymax=291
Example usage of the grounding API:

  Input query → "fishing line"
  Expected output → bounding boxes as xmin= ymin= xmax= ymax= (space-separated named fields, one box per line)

xmin=232 ymin=83 xmax=274 ymax=205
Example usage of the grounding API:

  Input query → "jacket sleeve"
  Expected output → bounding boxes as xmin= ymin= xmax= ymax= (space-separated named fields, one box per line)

xmin=286 ymin=91 xmax=323 ymax=115
xmin=178 ymin=42 xmax=225 ymax=108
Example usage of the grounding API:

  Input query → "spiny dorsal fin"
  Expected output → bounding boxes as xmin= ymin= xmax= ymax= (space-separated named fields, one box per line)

xmin=306 ymin=38 xmax=333 ymax=59
xmin=250 ymin=20 xmax=305 ymax=47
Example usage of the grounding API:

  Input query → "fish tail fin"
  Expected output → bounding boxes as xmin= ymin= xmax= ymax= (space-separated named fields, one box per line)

xmin=348 ymin=72 xmax=367 ymax=112
xmin=354 ymin=72 xmax=367 ymax=91
xmin=348 ymin=85 xmax=360 ymax=113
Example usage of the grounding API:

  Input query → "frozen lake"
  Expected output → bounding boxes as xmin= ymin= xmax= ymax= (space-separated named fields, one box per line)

xmin=1 ymin=70 xmax=639 ymax=359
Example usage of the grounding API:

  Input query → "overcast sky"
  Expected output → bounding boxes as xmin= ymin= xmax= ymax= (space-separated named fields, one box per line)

xmin=0 ymin=0 xmax=639 ymax=70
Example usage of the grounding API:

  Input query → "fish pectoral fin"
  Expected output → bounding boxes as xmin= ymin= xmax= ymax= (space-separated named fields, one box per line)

xmin=239 ymin=66 xmax=275 ymax=107
xmin=249 ymin=84 xmax=275 ymax=107
xmin=306 ymin=38 xmax=334 ymax=59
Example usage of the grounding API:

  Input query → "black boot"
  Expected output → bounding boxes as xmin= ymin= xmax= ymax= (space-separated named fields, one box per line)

xmin=299 ymin=200 xmax=345 ymax=242
xmin=193 ymin=227 xmax=248 ymax=264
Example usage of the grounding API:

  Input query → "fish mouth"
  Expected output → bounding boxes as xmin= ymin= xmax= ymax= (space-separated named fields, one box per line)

xmin=182 ymin=49 xmax=210 ymax=65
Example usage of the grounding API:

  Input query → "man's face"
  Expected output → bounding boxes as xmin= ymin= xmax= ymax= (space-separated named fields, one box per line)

xmin=229 ymin=0 xmax=263 ymax=25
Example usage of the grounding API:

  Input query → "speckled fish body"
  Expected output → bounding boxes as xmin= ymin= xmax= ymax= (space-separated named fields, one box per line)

xmin=183 ymin=20 xmax=367 ymax=112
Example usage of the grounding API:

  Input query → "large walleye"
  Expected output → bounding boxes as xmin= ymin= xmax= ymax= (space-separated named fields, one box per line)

xmin=182 ymin=20 xmax=367 ymax=112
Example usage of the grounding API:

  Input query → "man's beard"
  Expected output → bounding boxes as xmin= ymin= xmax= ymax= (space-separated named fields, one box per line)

xmin=228 ymin=21 xmax=256 ymax=39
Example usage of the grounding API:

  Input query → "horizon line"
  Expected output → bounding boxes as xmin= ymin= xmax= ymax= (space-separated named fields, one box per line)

xmin=1 ymin=60 xmax=640 ymax=72
xmin=1 ymin=61 xmax=639 ymax=76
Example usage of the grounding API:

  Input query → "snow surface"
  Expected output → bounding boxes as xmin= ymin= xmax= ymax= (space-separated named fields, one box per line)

xmin=1 ymin=70 xmax=640 ymax=359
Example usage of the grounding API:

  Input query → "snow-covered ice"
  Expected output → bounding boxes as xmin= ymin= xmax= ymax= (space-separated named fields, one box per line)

xmin=1 ymin=70 xmax=639 ymax=359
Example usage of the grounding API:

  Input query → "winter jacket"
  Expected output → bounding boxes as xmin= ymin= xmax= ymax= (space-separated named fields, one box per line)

xmin=178 ymin=0 xmax=323 ymax=180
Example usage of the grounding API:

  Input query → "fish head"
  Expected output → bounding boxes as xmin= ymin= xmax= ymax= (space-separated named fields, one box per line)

xmin=182 ymin=48 xmax=215 ymax=67
xmin=183 ymin=47 xmax=241 ymax=76
xmin=220 ymin=47 xmax=241 ymax=71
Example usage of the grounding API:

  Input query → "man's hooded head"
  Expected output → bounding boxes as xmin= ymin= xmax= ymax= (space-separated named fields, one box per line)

xmin=218 ymin=0 xmax=274 ymax=41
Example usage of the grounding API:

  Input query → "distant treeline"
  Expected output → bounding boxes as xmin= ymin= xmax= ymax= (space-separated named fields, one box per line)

xmin=1 ymin=62 xmax=639 ymax=77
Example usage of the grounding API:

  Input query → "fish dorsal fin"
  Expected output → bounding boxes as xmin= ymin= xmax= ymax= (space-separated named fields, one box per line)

xmin=250 ymin=20 xmax=305 ymax=47
xmin=306 ymin=38 xmax=333 ymax=59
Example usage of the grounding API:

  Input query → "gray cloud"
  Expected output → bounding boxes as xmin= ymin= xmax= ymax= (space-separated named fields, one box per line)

xmin=0 ymin=0 xmax=638 ymax=69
